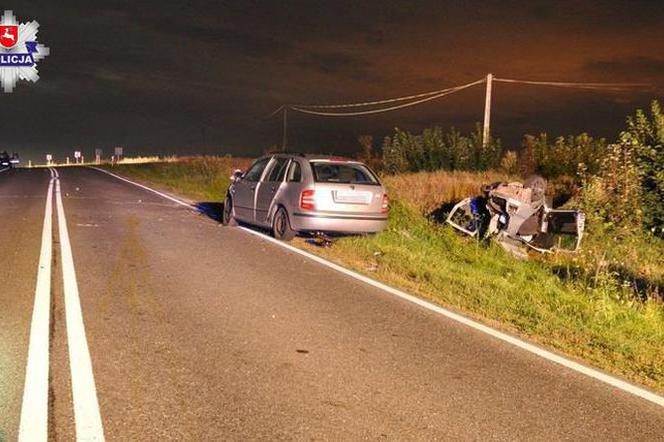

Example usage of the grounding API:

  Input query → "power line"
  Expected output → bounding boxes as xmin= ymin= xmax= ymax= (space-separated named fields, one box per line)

xmin=269 ymin=73 xmax=650 ymax=148
xmin=290 ymin=78 xmax=485 ymax=116
xmin=292 ymin=82 xmax=476 ymax=109
xmin=494 ymin=77 xmax=650 ymax=91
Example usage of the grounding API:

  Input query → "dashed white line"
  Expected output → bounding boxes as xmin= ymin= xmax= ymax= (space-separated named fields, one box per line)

xmin=18 ymin=169 xmax=55 ymax=442
xmin=55 ymin=173 xmax=106 ymax=441
xmin=90 ymin=166 xmax=664 ymax=408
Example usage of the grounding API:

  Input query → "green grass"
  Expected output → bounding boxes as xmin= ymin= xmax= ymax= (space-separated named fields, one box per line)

xmin=100 ymin=156 xmax=252 ymax=202
xmin=103 ymin=157 xmax=664 ymax=392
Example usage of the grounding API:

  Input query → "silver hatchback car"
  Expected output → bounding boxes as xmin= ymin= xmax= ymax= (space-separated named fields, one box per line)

xmin=222 ymin=154 xmax=389 ymax=240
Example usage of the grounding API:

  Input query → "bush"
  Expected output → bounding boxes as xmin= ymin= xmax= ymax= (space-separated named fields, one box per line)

xmin=525 ymin=133 xmax=608 ymax=179
xmin=623 ymin=100 xmax=664 ymax=236
xmin=499 ymin=150 xmax=519 ymax=175
xmin=381 ymin=125 xmax=502 ymax=174
xmin=580 ymin=142 xmax=643 ymax=234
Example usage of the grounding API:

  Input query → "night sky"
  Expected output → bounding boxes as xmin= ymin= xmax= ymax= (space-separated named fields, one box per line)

xmin=4 ymin=1 xmax=664 ymax=163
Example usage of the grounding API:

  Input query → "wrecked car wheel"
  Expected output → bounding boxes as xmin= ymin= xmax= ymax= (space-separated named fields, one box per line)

xmin=524 ymin=175 xmax=547 ymax=203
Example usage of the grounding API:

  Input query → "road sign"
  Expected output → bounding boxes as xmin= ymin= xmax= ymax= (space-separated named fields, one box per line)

xmin=74 ymin=151 xmax=81 ymax=159
xmin=46 ymin=154 xmax=52 ymax=162
xmin=95 ymin=148 xmax=103 ymax=157
xmin=114 ymin=146 xmax=123 ymax=157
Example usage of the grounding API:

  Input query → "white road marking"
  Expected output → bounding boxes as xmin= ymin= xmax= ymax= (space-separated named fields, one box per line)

xmin=89 ymin=166 xmax=192 ymax=208
xmin=0 ymin=166 xmax=10 ymax=173
xmin=90 ymin=167 xmax=664 ymax=408
xmin=18 ymin=171 xmax=55 ymax=442
xmin=55 ymin=175 xmax=106 ymax=441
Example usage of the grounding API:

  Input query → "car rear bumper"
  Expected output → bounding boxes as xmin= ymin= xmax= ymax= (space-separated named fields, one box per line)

xmin=291 ymin=212 xmax=388 ymax=234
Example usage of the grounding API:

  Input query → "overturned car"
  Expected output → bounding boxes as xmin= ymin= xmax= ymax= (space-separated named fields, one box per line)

xmin=446 ymin=176 xmax=585 ymax=256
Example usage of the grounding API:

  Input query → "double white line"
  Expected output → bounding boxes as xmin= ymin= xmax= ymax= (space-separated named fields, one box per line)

xmin=19 ymin=168 xmax=105 ymax=441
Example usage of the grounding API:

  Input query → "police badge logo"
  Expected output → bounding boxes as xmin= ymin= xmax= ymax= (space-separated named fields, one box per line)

xmin=0 ymin=10 xmax=50 ymax=92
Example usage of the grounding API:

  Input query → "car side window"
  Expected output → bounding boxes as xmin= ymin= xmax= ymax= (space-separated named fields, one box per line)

xmin=243 ymin=158 xmax=270 ymax=182
xmin=287 ymin=161 xmax=301 ymax=182
xmin=267 ymin=158 xmax=289 ymax=182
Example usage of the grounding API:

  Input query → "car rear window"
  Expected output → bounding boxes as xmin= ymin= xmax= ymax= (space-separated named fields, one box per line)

xmin=310 ymin=162 xmax=379 ymax=185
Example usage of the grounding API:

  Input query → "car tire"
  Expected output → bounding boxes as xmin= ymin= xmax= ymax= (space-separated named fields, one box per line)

xmin=524 ymin=175 xmax=547 ymax=204
xmin=272 ymin=206 xmax=295 ymax=241
xmin=222 ymin=194 xmax=238 ymax=226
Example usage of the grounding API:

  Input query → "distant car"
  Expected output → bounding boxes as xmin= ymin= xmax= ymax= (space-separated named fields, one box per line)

xmin=0 ymin=151 xmax=12 ymax=168
xmin=223 ymin=153 xmax=389 ymax=240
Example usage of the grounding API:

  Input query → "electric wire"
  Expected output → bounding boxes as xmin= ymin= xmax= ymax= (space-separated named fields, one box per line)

xmin=289 ymin=78 xmax=485 ymax=117
xmin=494 ymin=77 xmax=649 ymax=91
xmin=268 ymin=75 xmax=649 ymax=119
xmin=292 ymin=81 xmax=479 ymax=109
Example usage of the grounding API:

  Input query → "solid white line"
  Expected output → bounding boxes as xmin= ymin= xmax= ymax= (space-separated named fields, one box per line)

xmin=18 ymin=174 xmax=54 ymax=442
xmin=55 ymin=178 xmax=106 ymax=441
xmin=91 ymin=167 xmax=664 ymax=408
xmin=89 ymin=166 xmax=192 ymax=208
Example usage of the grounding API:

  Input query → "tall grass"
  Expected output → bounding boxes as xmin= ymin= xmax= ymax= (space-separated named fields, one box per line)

xmin=382 ymin=170 xmax=511 ymax=214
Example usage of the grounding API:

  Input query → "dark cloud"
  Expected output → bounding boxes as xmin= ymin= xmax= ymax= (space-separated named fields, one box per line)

xmin=585 ymin=56 xmax=664 ymax=78
xmin=296 ymin=50 xmax=378 ymax=83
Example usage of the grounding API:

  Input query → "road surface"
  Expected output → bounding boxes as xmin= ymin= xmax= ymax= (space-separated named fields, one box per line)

xmin=1 ymin=166 xmax=663 ymax=441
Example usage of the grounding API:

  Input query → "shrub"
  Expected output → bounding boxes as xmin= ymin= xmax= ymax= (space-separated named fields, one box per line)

xmin=622 ymin=100 xmax=664 ymax=236
xmin=580 ymin=142 xmax=643 ymax=234
xmin=500 ymin=150 xmax=519 ymax=175
xmin=381 ymin=125 xmax=502 ymax=174
xmin=356 ymin=135 xmax=383 ymax=172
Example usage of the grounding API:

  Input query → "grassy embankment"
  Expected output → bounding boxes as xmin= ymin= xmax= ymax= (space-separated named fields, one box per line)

xmin=100 ymin=156 xmax=252 ymax=202
xmin=101 ymin=157 xmax=664 ymax=392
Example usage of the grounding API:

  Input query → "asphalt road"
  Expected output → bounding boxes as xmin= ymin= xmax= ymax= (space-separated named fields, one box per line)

xmin=1 ymin=166 xmax=663 ymax=441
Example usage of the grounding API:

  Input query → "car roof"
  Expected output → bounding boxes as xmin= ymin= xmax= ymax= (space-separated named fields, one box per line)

xmin=265 ymin=153 xmax=359 ymax=162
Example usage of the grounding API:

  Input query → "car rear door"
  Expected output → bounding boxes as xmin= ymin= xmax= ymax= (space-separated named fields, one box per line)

xmin=255 ymin=157 xmax=290 ymax=225
xmin=232 ymin=157 xmax=271 ymax=221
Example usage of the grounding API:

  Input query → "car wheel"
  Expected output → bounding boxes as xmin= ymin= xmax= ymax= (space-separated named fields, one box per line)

xmin=222 ymin=194 xmax=237 ymax=226
xmin=524 ymin=175 xmax=547 ymax=204
xmin=272 ymin=206 xmax=295 ymax=241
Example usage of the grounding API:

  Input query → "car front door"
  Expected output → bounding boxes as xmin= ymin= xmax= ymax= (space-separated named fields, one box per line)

xmin=255 ymin=157 xmax=290 ymax=225
xmin=232 ymin=157 xmax=271 ymax=222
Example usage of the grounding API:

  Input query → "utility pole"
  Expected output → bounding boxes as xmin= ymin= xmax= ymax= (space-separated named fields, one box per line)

xmin=482 ymin=73 xmax=493 ymax=147
xmin=282 ymin=107 xmax=288 ymax=152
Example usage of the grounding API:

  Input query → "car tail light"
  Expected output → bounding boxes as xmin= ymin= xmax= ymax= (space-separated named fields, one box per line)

xmin=300 ymin=189 xmax=315 ymax=210
xmin=381 ymin=194 xmax=389 ymax=213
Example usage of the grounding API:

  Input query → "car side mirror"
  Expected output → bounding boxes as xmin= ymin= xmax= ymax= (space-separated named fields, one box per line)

xmin=231 ymin=169 xmax=244 ymax=182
